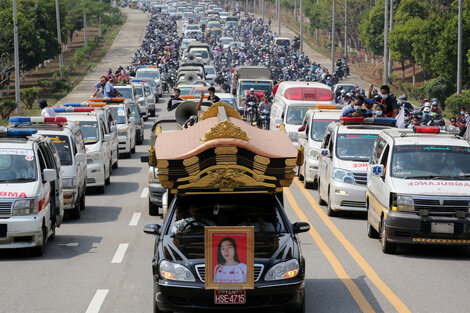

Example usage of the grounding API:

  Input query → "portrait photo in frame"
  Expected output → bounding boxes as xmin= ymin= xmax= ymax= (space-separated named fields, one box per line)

xmin=204 ymin=226 xmax=254 ymax=290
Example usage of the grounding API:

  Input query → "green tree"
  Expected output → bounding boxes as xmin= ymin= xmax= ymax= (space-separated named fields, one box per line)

xmin=359 ymin=0 xmax=385 ymax=56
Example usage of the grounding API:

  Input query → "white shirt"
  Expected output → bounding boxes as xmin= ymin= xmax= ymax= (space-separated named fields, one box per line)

xmin=41 ymin=107 xmax=56 ymax=117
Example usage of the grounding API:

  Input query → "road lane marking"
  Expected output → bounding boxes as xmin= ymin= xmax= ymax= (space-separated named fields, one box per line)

xmin=285 ymin=188 xmax=375 ymax=313
xmin=140 ymin=187 xmax=149 ymax=198
xmin=293 ymin=178 xmax=411 ymax=313
xmin=111 ymin=243 xmax=129 ymax=264
xmin=85 ymin=289 xmax=109 ymax=313
xmin=129 ymin=212 xmax=141 ymax=226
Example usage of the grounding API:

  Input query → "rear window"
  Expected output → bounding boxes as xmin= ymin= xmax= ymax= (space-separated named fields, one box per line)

xmin=276 ymin=39 xmax=290 ymax=46
xmin=47 ymin=135 xmax=73 ymax=165
xmin=284 ymin=87 xmax=333 ymax=101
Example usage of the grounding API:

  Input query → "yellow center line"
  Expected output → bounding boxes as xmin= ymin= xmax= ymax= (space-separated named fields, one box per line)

xmin=284 ymin=188 xmax=375 ymax=313
xmin=293 ymin=178 xmax=411 ymax=313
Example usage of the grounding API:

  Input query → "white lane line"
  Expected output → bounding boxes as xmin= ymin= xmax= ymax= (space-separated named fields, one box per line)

xmin=140 ymin=187 xmax=149 ymax=198
xmin=111 ymin=243 xmax=129 ymax=264
xmin=129 ymin=212 xmax=141 ymax=226
xmin=85 ymin=289 xmax=109 ymax=313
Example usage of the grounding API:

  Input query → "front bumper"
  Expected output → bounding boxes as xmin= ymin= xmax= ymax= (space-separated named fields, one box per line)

xmin=155 ymin=280 xmax=304 ymax=312
xmin=86 ymin=162 xmax=105 ymax=187
xmin=149 ymin=183 xmax=165 ymax=206
xmin=0 ymin=215 xmax=45 ymax=249
xmin=118 ymin=136 xmax=131 ymax=154
xmin=304 ymin=158 xmax=319 ymax=183
xmin=329 ymin=180 xmax=367 ymax=212
xmin=384 ymin=212 xmax=470 ymax=245
xmin=63 ymin=187 xmax=78 ymax=210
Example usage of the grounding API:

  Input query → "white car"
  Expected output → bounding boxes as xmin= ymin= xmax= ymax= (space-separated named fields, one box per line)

xmin=203 ymin=65 xmax=216 ymax=83
xmin=135 ymin=66 xmax=163 ymax=97
xmin=131 ymin=82 xmax=150 ymax=121
xmin=367 ymin=126 xmax=470 ymax=254
xmin=0 ymin=126 xmax=64 ymax=256
xmin=318 ymin=117 xmax=395 ymax=216
xmin=108 ymin=103 xmax=136 ymax=158
xmin=220 ymin=36 xmax=234 ymax=49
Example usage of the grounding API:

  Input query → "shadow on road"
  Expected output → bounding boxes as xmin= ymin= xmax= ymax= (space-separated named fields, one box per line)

xmin=110 ymin=166 xmax=143 ymax=176
xmin=65 ymin=205 xmax=122 ymax=224
xmin=395 ymin=244 xmax=470 ymax=260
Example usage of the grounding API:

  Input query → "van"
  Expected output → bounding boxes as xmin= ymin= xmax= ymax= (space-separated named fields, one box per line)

xmin=135 ymin=66 xmax=163 ymax=98
xmin=270 ymin=82 xmax=334 ymax=147
xmin=274 ymin=37 xmax=291 ymax=48
xmin=107 ymin=102 xmax=136 ymax=158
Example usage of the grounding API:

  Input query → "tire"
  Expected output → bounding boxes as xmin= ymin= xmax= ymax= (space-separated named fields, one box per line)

xmin=131 ymin=146 xmax=136 ymax=154
xmin=327 ymin=189 xmax=337 ymax=217
xmin=32 ymin=226 xmax=47 ymax=257
xmin=149 ymin=199 xmax=159 ymax=216
xmin=80 ymin=191 xmax=86 ymax=211
xmin=71 ymin=200 xmax=81 ymax=219
xmin=381 ymin=218 xmax=397 ymax=254
xmin=303 ymin=166 xmax=313 ymax=189
xmin=49 ymin=224 xmax=56 ymax=241
xmin=366 ymin=201 xmax=379 ymax=238
xmin=150 ymin=109 xmax=156 ymax=117
xmin=105 ymin=174 xmax=111 ymax=185
xmin=144 ymin=116 xmax=149 ymax=122
xmin=97 ymin=185 xmax=105 ymax=194
xmin=318 ymin=180 xmax=327 ymax=205
xmin=113 ymin=150 xmax=119 ymax=168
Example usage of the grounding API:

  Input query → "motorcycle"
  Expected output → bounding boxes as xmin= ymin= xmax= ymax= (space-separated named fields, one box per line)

xmin=259 ymin=110 xmax=270 ymax=130
xmin=246 ymin=101 xmax=258 ymax=125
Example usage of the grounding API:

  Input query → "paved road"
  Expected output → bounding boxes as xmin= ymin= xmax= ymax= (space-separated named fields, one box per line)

xmin=1 ymin=8 xmax=470 ymax=313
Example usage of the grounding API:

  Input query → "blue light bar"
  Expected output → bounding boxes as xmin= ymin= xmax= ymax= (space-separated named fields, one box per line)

xmin=64 ymin=103 xmax=84 ymax=107
xmin=53 ymin=108 xmax=67 ymax=112
xmin=0 ymin=128 xmax=38 ymax=137
xmin=8 ymin=117 xmax=31 ymax=123
xmin=371 ymin=117 xmax=396 ymax=124
xmin=131 ymin=79 xmax=144 ymax=82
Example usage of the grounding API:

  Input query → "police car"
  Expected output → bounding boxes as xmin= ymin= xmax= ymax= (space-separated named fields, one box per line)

xmin=54 ymin=107 xmax=112 ymax=193
xmin=0 ymin=127 xmax=64 ymax=256
xmin=107 ymin=102 xmax=136 ymax=158
xmin=367 ymin=126 xmax=470 ymax=254
xmin=9 ymin=117 xmax=87 ymax=219
xmin=318 ymin=117 xmax=395 ymax=216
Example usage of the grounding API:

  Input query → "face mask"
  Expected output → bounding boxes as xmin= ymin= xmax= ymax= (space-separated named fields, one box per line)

xmin=381 ymin=94 xmax=389 ymax=99
xmin=376 ymin=110 xmax=382 ymax=115
xmin=423 ymin=113 xmax=430 ymax=117
xmin=461 ymin=111 xmax=465 ymax=115
xmin=432 ymin=107 xmax=437 ymax=111
xmin=413 ymin=122 xmax=419 ymax=125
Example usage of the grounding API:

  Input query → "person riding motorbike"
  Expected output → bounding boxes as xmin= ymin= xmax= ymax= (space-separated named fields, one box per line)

xmin=244 ymin=88 xmax=259 ymax=118
xmin=257 ymin=97 xmax=272 ymax=129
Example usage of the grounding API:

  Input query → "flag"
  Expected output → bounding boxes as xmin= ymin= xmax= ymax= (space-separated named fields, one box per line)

xmin=396 ymin=107 xmax=405 ymax=129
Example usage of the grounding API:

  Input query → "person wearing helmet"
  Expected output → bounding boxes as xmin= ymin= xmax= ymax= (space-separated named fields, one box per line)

xmin=422 ymin=106 xmax=432 ymax=125
xmin=244 ymin=88 xmax=259 ymax=118
xmin=398 ymin=93 xmax=414 ymax=112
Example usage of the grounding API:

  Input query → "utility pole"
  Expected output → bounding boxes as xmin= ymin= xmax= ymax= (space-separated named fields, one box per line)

xmin=277 ymin=0 xmax=281 ymax=35
xmin=245 ymin=0 xmax=247 ymax=14
xmin=83 ymin=1 xmax=88 ymax=48
xmin=262 ymin=0 xmax=265 ymax=22
xmin=300 ymin=0 xmax=303 ymax=53
xmin=13 ymin=0 xmax=20 ymax=113
xmin=331 ymin=0 xmax=336 ymax=73
xmin=383 ymin=0 xmax=389 ymax=85
xmin=315 ymin=0 xmax=319 ymax=41
xmin=457 ymin=0 xmax=463 ymax=93
xmin=99 ymin=0 xmax=102 ymax=38
xmin=344 ymin=0 xmax=348 ymax=59
xmin=294 ymin=0 xmax=297 ymax=24
xmin=388 ymin=0 xmax=393 ymax=75
xmin=55 ymin=0 xmax=63 ymax=79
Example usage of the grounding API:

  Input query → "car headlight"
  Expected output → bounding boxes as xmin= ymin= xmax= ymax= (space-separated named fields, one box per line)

xmin=308 ymin=149 xmax=319 ymax=159
xmin=397 ymin=195 xmax=414 ymax=211
xmin=333 ymin=168 xmax=356 ymax=184
xmin=265 ymin=259 xmax=299 ymax=281
xmin=62 ymin=178 xmax=75 ymax=188
xmin=86 ymin=151 xmax=102 ymax=164
xmin=12 ymin=199 xmax=37 ymax=215
xmin=159 ymin=260 xmax=195 ymax=282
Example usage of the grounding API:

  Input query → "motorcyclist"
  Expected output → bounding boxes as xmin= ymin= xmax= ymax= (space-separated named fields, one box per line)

xmin=257 ymin=96 xmax=272 ymax=129
xmin=244 ymin=88 xmax=259 ymax=118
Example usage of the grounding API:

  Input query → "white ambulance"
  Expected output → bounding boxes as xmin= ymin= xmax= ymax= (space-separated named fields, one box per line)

xmin=0 ymin=127 xmax=64 ymax=256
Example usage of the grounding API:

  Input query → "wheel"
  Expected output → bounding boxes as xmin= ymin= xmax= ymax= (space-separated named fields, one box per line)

xmin=150 ymin=109 xmax=156 ymax=117
xmin=144 ymin=116 xmax=149 ymax=122
xmin=318 ymin=180 xmax=327 ymax=205
xmin=137 ymin=133 xmax=143 ymax=145
xmin=149 ymin=199 xmax=159 ymax=216
xmin=303 ymin=166 xmax=313 ymax=189
xmin=113 ymin=150 xmax=119 ymax=168
xmin=131 ymin=146 xmax=136 ymax=154
xmin=105 ymin=174 xmax=111 ymax=185
xmin=381 ymin=218 xmax=397 ymax=254
xmin=80 ymin=191 xmax=86 ymax=211
xmin=32 ymin=226 xmax=47 ymax=257
xmin=366 ymin=201 xmax=379 ymax=238
xmin=97 ymin=185 xmax=105 ymax=194
xmin=71 ymin=199 xmax=81 ymax=219
xmin=327 ymin=189 xmax=337 ymax=217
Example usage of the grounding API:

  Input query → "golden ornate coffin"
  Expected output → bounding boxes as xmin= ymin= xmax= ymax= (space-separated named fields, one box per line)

xmin=153 ymin=103 xmax=300 ymax=194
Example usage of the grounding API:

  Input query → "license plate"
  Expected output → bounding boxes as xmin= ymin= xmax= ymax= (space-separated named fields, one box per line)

xmin=214 ymin=290 xmax=246 ymax=304
xmin=431 ymin=222 xmax=454 ymax=234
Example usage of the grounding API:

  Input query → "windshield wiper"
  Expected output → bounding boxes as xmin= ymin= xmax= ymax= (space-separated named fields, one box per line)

xmin=0 ymin=178 xmax=34 ymax=183
xmin=84 ymin=141 xmax=98 ymax=145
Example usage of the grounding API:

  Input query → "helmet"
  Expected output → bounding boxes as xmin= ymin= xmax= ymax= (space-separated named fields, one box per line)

xmin=345 ymin=92 xmax=353 ymax=99
xmin=431 ymin=98 xmax=438 ymax=106
xmin=423 ymin=102 xmax=431 ymax=108
xmin=399 ymin=94 xmax=407 ymax=101
xmin=341 ymin=89 xmax=347 ymax=96
xmin=423 ymin=107 xmax=431 ymax=113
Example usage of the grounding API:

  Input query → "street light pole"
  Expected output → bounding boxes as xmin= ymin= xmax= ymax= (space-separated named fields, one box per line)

xmin=277 ymin=0 xmax=281 ymax=35
xmin=99 ymin=0 xmax=102 ymax=38
xmin=344 ymin=0 xmax=348 ymax=59
xmin=388 ymin=0 xmax=393 ymax=75
xmin=383 ymin=0 xmax=389 ymax=85
xmin=13 ymin=0 xmax=20 ymax=113
xmin=457 ymin=0 xmax=463 ymax=93
xmin=331 ymin=0 xmax=336 ymax=73
xmin=83 ymin=1 xmax=88 ymax=48
xmin=55 ymin=0 xmax=63 ymax=79
xmin=294 ymin=0 xmax=297 ymax=24
xmin=300 ymin=0 xmax=303 ymax=53
xmin=262 ymin=0 xmax=265 ymax=22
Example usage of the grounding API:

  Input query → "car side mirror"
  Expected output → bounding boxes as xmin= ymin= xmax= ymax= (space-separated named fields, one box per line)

xmin=292 ymin=222 xmax=310 ymax=234
xmin=143 ymin=224 xmax=161 ymax=235
xmin=298 ymin=132 xmax=307 ymax=139
xmin=75 ymin=153 xmax=86 ymax=163
xmin=42 ymin=169 xmax=56 ymax=183
xmin=111 ymin=126 xmax=117 ymax=133
xmin=103 ymin=134 xmax=112 ymax=142
xmin=321 ymin=149 xmax=330 ymax=157
xmin=129 ymin=117 xmax=135 ymax=123
xmin=371 ymin=164 xmax=385 ymax=178
xmin=141 ymin=155 xmax=149 ymax=163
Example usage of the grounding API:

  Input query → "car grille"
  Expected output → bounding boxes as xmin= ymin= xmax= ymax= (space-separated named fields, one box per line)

xmin=0 ymin=224 xmax=7 ymax=237
xmin=413 ymin=197 xmax=470 ymax=217
xmin=341 ymin=200 xmax=366 ymax=208
xmin=87 ymin=178 xmax=96 ymax=184
xmin=353 ymin=172 xmax=367 ymax=185
xmin=0 ymin=201 xmax=13 ymax=216
xmin=195 ymin=264 xmax=264 ymax=283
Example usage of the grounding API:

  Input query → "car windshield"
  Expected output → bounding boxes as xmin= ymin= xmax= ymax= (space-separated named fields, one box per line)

xmin=191 ymin=49 xmax=209 ymax=59
xmin=134 ymin=86 xmax=143 ymax=97
xmin=286 ymin=106 xmax=310 ymax=125
xmin=167 ymin=194 xmax=287 ymax=236
xmin=129 ymin=105 xmax=142 ymax=124
xmin=47 ymin=135 xmax=73 ymax=166
xmin=336 ymin=133 xmax=378 ymax=161
xmin=115 ymin=87 xmax=133 ymax=99
xmin=0 ymin=149 xmax=36 ymax=182
xmin=110 ymin=107 xmax=127 ymax=124
xmin=276 ymin=39 xmax=290 ymax=46
xmin=78 ymin=121 xmax=99 ymax=144
xmin=204 ymin=67 xmax=215 ymax=74
xmin=391 ymin=145 xmax=470 ymax=179
xmin=240 ymin=82 xmax=272 ymax=97
xmin=310 ymin=119 xmax=337 ymax=141
xmin=136 ymin=70 xmax=160 ymax=80
xmin=187 ymin=25 xmax=199 ymax=30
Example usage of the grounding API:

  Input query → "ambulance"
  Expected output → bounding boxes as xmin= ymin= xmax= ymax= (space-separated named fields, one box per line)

xmin=9 ymin=117 xmax=87 ymax=219
xmin=54 ymin=107 xmax=112 ymax=193
xmin=367 ymin=126 xmax=470 ymax=254
xmin=0 ymin=126 xmax=64 ymax=256
xmin=318 ymin=117 xmax=395 ymax=216
xmin=107 ymin=102 xmax=136 ymax=158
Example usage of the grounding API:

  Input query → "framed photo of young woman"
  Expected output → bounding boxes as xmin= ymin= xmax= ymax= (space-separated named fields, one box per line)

xmin=204 ymin=226 xmax=254 ymax=290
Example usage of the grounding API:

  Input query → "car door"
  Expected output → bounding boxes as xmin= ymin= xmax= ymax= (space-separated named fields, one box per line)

xmin=127 ymin=106 xmax=136 ymax=141
xmin=73 ymin=130 xmax=87 ymax=190
xmin=368 ymin=137 xmax=389 ymax=228
xmin=318 ymin=131 xmax=332 ymax=200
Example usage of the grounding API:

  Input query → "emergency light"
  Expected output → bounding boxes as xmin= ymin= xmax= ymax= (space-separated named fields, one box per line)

xmin=131 ymin=79 xmax=147 ymax=83
xmin=413 ymin=126 xmax=440 ymax=134
xmin=88 ymin=103 xmax=107 ymax=107
xmin=63 ymin=103 xmax=85 ymax=107
xmin=315 ymin=104 xmax=342 ymax=110
xmin=53 ymin=107 xmax=94 ymax=113
xmin=137 ymin=65 xmax=158 ymax=69
xmin=8 ymin=116 xmax=68 ymax=126
xmin=0 ymin=126 xmax=38 ymax=137
xmin=88 ymin=97 xmax=125 ymax=103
